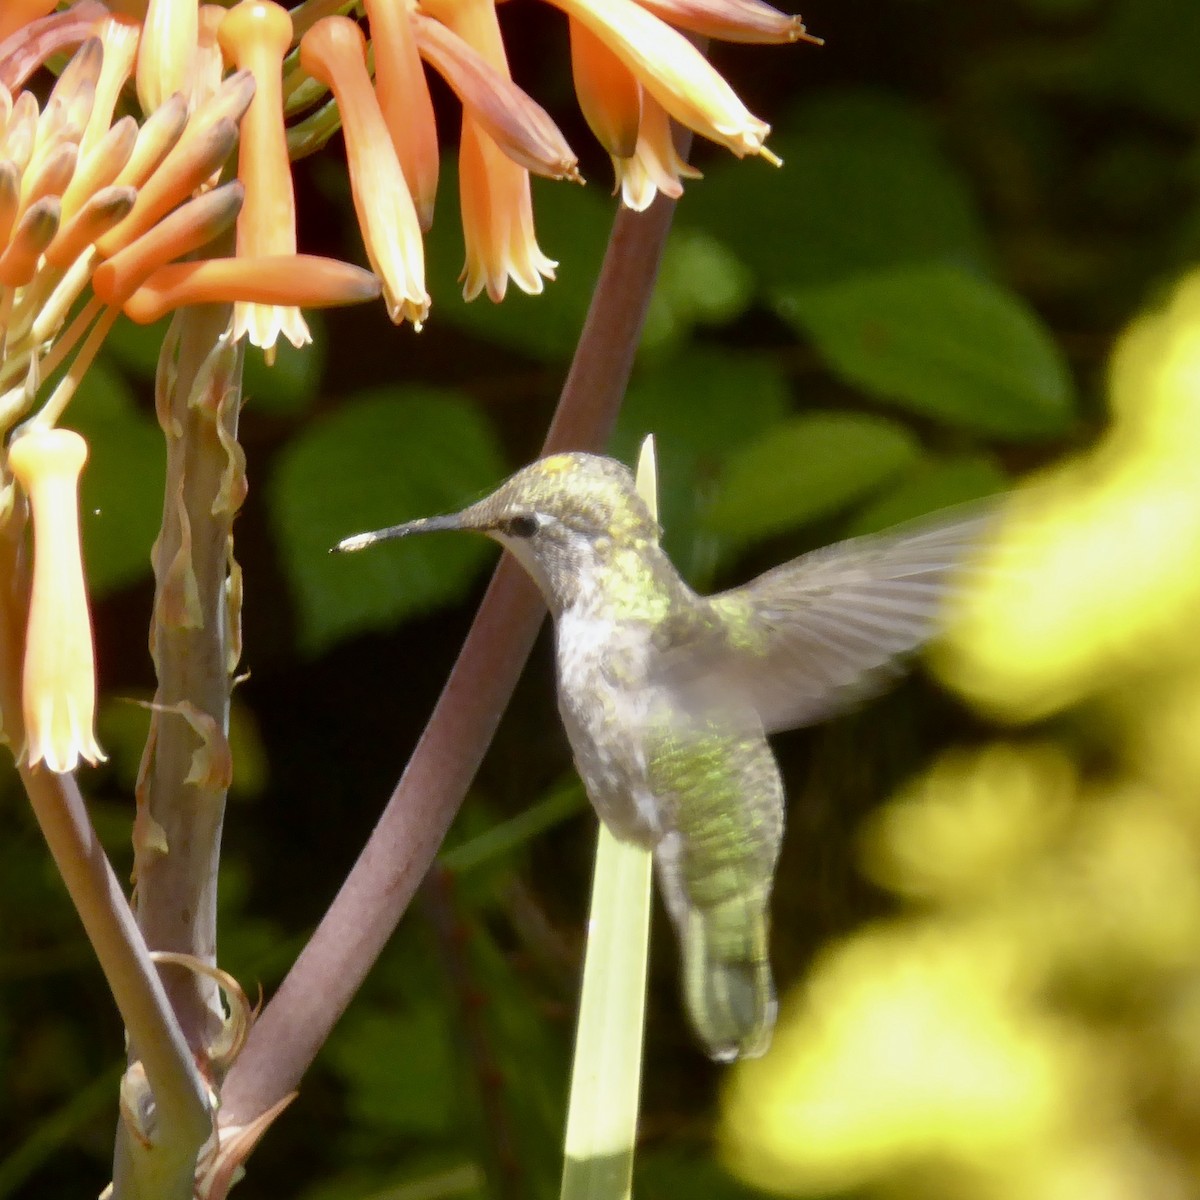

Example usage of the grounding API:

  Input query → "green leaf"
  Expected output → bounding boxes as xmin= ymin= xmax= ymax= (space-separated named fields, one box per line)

xmin=268 ymin=386 xmax=505 ymax=653
xmin=705 ymin=412 xmax=922 ymax=546
xmin=70 ymin=363 xmax=165 ymax=596
xmin=242 ymin=317 xmax=326 ymax=416
xmin=102 ymin=313 xmax=171 ymax=380
xmin=776 ymin=264 xmax=1076 ymax=438
xmin=326 ymin=1004 xmax=457 ymax=1135
xmin=845 ymin=454 xmax=1011 ymax=536
xmin=611 ymin=348 xmax=791 ymax=578
xmin=613 ymin=348 xmax=791 ymax=464
xmin=1099 ymin=0 xmax=1200 ymax=122
xmin=647 ymin=228 xmax=756 ymax=350
xmin=638 ymin=1150 xmax=769 ymax=1200
xmin=682 ymin=90 xmax=989 ymax=290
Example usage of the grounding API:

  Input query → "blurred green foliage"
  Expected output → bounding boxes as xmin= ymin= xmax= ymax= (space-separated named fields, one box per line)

xmin=7 ymin=3 xmax=1200 ymax=1200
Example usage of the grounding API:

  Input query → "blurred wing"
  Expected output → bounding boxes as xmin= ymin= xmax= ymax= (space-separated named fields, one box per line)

xmin=698 ymin=508 xmax=992 ymax=734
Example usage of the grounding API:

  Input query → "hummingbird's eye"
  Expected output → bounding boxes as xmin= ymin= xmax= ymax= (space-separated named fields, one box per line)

xmin=501 ymin=514 xmax=539 ymax=539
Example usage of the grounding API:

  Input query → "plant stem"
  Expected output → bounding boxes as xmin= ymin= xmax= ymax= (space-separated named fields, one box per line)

xmin=220 ymin=190 xmax=681 ymax=1128
xmin=20 ymin=767 xmax=212 ymax=1143
xmin=133 ymin=300 xmax=245 ymax=1053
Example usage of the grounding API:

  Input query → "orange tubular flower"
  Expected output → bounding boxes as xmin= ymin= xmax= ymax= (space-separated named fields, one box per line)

xmin=219 ymin=1 xmax=309 ymax=359
xmin=299 ymin=16 xmax=429 ymax=327
xmin=569 ymin=17 xmax=641 ymax=160
xmin=45 ymin=184 xmax=136 ymax=269
xmin=60 ymin=115 xmax=138 ymax=222
xmin=0 ymin=198 xmax=60 ymax=288
xmin=635 ymin=0 xmax=822 ymax=44
xmin=91 ymin=180 xmax=244 ymax=306
xmin=422 ymin=0 xmax=557 ymax=302
xmin=363 ymin=0 xmax=439 ymax=232
xmin=95 ymin=72 xmax=255 ymax=258
xmin=7 ymin=427 xmax=105 ymax=774
xmin=546 ymin=0 xmax=786 ymax=166
xmin=121 ymin=255 xmax=381 ymax=324
xmin=194 ymin=4 xmax=232 ymax=107
xmin=413 ymin=13 xmax=579 ymax=184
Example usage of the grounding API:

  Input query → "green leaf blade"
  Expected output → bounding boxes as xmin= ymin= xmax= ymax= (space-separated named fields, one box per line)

xmin=268 ymin=387 xmax=506 ymax=654
xmin=776 ymin=264 xmax=1077 ymax=439
xmin=705 ymin=412 xmax=923 ymax=547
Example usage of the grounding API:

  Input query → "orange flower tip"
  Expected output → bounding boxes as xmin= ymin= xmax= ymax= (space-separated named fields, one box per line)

xmin=299 ymin=15 xmax=367 ymax=85
xmin=635 ymin=0 xmax=822 ymax=45
xmin=23 ymin=142 xmax=80 ymax=209
xmin=0 ymin=197 xmax=60 ymax=287
xmin=122 ymin=255 xmax=382 ymax=324
xmin=413 ymin=14 xmax=579 ymax=183
xmin=236 ymin=303 xmax=311 ymax=354
xmin=194 ymin=68 xmax=258 ymax=132
xmin=45 ymin=185 xmax=136 ymax=269
xmin=0 ymin=158 xmax=20 ymax=230
xmin=116 ymin=94 xmax=190 ymax=192
xmin=93 ymin=180 xmax=245 ymax=307
xmin=218 ymin=1 xmax=295 ymax=65
xmin=43 ymin=38 xmax=104 ymax=120
xmin=97 ymin=116 xmax=240 ymax=258
xmin=26 ymin=726 xmax=108 ymax=774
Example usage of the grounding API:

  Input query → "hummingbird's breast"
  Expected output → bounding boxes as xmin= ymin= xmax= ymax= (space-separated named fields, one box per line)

xmin=553 ymin=609 xmax=666 ymax=846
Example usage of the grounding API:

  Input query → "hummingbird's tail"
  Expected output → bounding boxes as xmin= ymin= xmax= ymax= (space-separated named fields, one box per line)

xmin=679 ymin=893 xmax=777 ymax=1062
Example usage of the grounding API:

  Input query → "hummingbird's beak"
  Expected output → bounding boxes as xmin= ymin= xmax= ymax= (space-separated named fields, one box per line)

xmin=331 ymin=512 xmax=468 ymax=554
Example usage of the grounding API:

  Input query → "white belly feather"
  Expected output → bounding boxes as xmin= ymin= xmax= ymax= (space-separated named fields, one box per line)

xmin=554 ymin=611 xmax=664 ymax=846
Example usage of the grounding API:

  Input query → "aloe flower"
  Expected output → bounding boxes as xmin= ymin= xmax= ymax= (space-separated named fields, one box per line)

xmin=7 ymin=426 xmax=103 ymax=774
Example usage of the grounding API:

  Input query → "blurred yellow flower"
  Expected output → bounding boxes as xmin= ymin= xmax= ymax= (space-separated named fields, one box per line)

xmin=938 ymin=267 xmax=1200 ymax=720
xmin=721 ymin=924 xmax=1082 ymax=1196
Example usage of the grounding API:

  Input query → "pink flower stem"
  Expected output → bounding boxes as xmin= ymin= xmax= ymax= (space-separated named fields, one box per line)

xmin=20 ymin=766 xmax=212 ymax=1175
xmin=220 ymin=188 xmax=683 ymax=1128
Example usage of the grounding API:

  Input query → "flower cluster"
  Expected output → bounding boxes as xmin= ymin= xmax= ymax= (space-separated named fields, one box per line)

xmin=0 ymin=0 xmax=815 ymax=773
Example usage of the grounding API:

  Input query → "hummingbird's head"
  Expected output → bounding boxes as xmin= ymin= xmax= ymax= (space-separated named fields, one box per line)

xmin=335 ymin=452 xmax=660 ymax=614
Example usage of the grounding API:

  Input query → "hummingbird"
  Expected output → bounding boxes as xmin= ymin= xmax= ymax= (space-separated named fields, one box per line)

xmin=335 ymin=451 xmax=987 ymax=1061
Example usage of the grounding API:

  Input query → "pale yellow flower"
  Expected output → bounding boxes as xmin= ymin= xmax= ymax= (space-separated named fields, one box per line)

xmin=136 ymin=0 xmax=199 ymax=112
xmin=7 ymin=427 xmax=105 ymax=774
